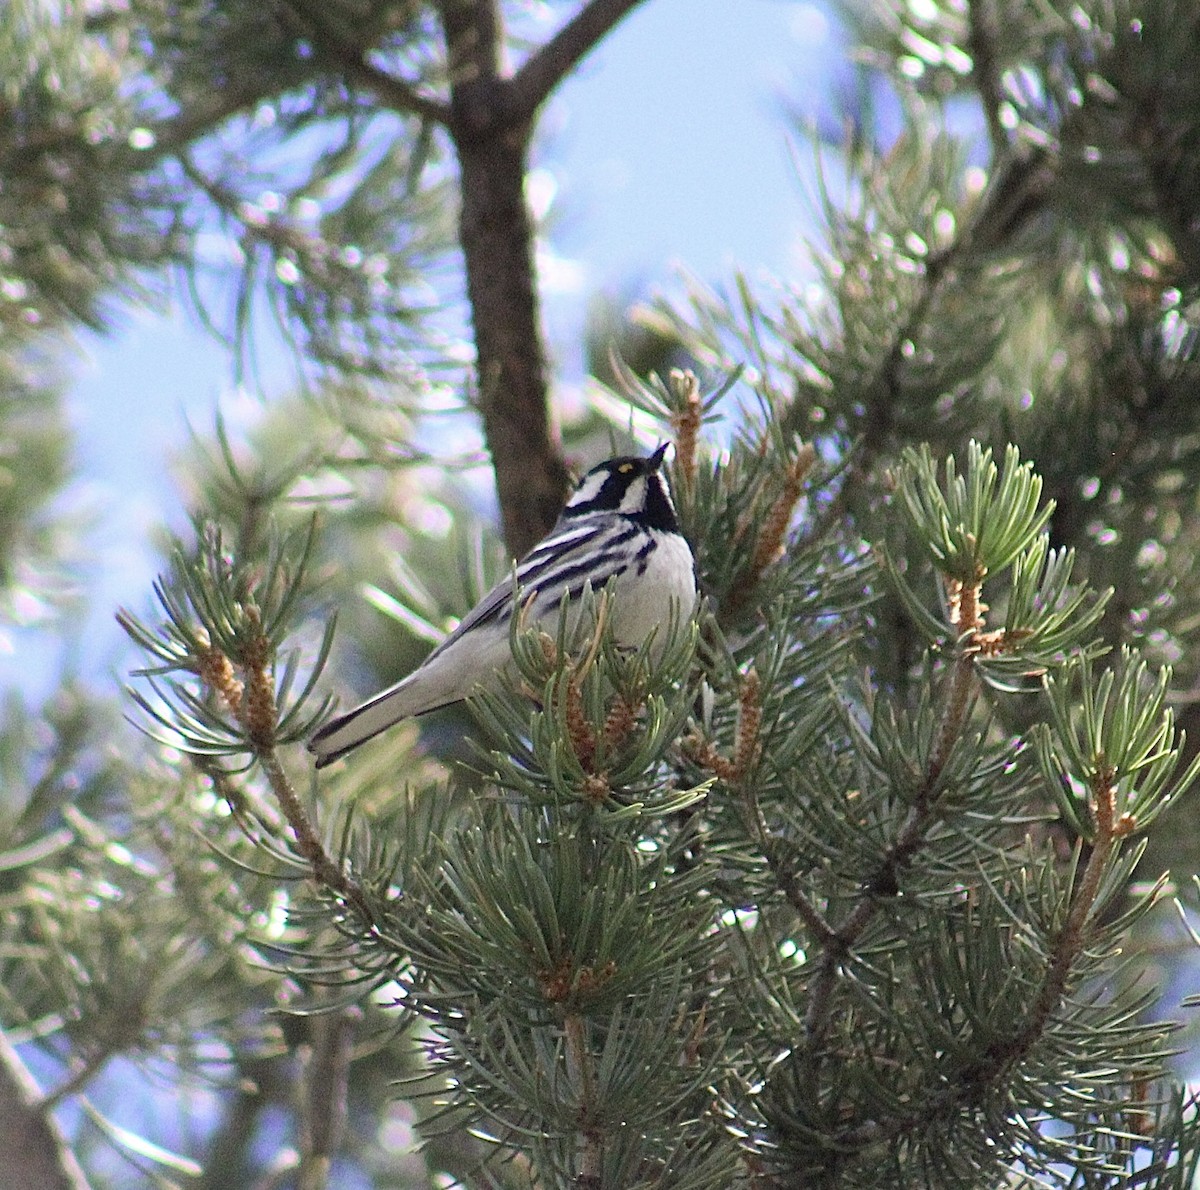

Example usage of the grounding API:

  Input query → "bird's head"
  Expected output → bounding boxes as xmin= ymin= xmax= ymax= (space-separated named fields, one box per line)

xmin=562 ymin=443 xmax=680 ymax=531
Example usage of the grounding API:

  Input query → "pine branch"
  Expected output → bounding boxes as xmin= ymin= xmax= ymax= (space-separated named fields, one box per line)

xmin=869 ymin=250 xmax=954 ymax=455
xmin=298 ymin=1009 xmax=359 ymax=1190
xmin=995 ymin=765 xmax=1129 ymax=1064
xmin=508 ymin=0 xmax=652 ymax=121
xmin=799 ymin=246 xmax=958 ymax=546
xmin=1132 ymin=95 xmax=1200 ymax=278
xmin=689 ymin=669 xmax=840 ymax=946
xmin=564 ymin=1012 xmax=603 ymax=1187
xmin=145 ymin=83 xmax=281 ymax=157
xmin=277 ymin=0 xmax=452 ymax=126
xmin=967 ymin=0 xmax=1007 ymax=156
xmin=36 ymin=1047 xmax=120 ymax=1114
xmin=803 ymin=147 xmax=1055 ymax=547
xmin=967 ymin=147 xmax=1057 ymax=254
xmin=197 ymin=1059 xmax=277 ymax=1190
xmin=740 ymin=768 xmax=837 ymax=945
xmin=667 ymin=368 xmax=703 ymax=493
xmin=719 ymin=446 xmax=817 ymax=625
xmin=2 ymin=75 xmax=269 ymax=168
xmin=0 ymin=1030 xmax=91 ymax=1190
xmin=255 ymin=748 xmax=376 ymax=926
xmin=120 ymin=520 xmax=374 ymax=926
xmin=439 ymin=0 xmax=502 ymax=134
xmin=802 ymin=579 xmax=985 ymax=1062
xmin=842 ymin=762 xmax=1136 ymax=1152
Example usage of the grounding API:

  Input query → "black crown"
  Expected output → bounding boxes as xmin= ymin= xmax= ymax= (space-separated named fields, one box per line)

xmin=563 ymin=447 xmax=679 ymax=532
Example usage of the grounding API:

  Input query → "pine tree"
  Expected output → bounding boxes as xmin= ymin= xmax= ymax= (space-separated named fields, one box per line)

xmin=3 ymin=2 xmax=1200 ymax=1188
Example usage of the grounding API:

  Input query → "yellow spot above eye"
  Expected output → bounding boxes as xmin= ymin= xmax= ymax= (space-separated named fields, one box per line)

xmin=618 ymin=463 xmax=634 ymax=473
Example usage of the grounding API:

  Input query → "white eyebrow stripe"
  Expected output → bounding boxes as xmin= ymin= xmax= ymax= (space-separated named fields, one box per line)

xmin=566 ymin=470 xmax=609 ymax=508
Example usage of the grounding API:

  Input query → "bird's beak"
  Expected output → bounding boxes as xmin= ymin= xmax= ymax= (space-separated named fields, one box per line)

xmin=649 ymin=442 xmax=670 ymax=470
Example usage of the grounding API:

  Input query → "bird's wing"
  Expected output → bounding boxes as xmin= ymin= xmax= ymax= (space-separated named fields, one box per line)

xmin=309 ymin=516 xmax=650 ymax=766
xmin=422 ymin=519 xmax=615 ymax=658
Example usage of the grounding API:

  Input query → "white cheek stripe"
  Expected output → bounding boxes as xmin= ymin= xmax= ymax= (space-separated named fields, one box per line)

xmin=618 ymin=476 xmax=647 ymax=515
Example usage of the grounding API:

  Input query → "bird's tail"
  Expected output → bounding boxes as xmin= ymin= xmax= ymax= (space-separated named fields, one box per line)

xmin=307 ymin=676 xmax=449 ymax=768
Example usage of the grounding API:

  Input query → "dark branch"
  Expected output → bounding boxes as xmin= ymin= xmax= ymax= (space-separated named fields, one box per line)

xmin=256 ymin=749 xmax=378 ymax=926
xmin=439 ymin=0 xmax=502 ymax=82
xmin=737 ymin=745 xmax=836 ymax=943
xmin=436 ymin=2 xmax=568 ymax=554
xmin=967 ymin=0 xmax=1007 ymax=156
xmin=299 ymin=1008 xmax=359 ymax=1186
xmin=454 ymin=132 xmax=570 ymax=554
xmin=0 ymin=1030 xmax=91 ymax=1190
xmin=131 ymin=83 xmax=277 ymax=159
xmin=280 ymin=0 xmax=451 ymax=125
xmin=509 ymin=0 xmax=651 ymax=121
xmin=339 ymin=56 xmax=452 ymax=126
xmin=839 ymin=768 xmax=1127 ymax=1154
xmin=439 ymin=0 xmax=504 ymax=137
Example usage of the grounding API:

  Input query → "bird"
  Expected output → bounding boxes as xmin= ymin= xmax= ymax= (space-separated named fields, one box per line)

xmin=308 ymin=444 xmax=698 ymax=768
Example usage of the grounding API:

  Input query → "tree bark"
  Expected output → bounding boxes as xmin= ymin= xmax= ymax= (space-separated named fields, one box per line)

xmin=438 ymin=0 xmax=570 ymax=556
xmin=454 ymin=122 xmax=569 ymax=556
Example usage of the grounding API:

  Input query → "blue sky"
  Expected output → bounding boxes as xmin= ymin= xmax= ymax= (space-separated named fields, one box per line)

xmin=3 ymin=1 xmax=836 ymax=699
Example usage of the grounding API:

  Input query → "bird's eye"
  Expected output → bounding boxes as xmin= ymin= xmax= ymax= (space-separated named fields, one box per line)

xmin=618 ymin=463 xmax=633 ymax=474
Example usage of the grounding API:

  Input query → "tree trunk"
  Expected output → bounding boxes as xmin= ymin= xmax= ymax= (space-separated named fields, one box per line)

xmin=454 ymin=120 xmax=569 ymax=557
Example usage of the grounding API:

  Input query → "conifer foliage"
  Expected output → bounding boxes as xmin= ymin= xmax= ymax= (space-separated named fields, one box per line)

xmin=3 ymin=1 xmax=1200 ymax=1188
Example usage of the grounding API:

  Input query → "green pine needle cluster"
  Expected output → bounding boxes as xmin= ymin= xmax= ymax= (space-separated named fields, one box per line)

xmin=105 ymin=397 xmax=1200 ymax=1186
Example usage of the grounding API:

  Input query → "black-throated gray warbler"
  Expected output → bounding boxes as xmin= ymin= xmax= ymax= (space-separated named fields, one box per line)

xmin=308 ymin=444 xmax=697 ymax=768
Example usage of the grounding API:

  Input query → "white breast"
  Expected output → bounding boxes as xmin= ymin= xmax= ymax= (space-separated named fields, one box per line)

xmin=608 ymin=529 xmax=698 ymax=651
